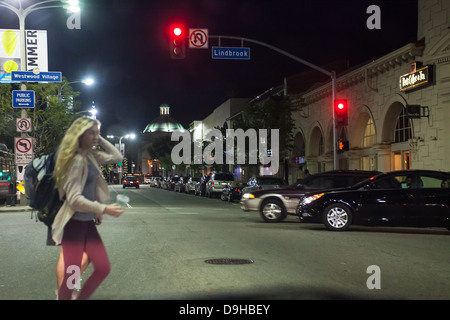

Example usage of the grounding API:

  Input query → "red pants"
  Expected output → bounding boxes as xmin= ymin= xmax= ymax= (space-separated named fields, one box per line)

xmin=58 ymin=219 xmax=110 ymax=300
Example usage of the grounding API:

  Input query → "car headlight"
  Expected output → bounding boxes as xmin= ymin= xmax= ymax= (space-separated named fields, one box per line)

xmin=302 ymin=193 xmax=324 ymax=205
xmin=242 ymin=193 xmax=255 ymax=199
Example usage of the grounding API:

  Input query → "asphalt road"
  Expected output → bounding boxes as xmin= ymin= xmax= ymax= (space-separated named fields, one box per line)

xmin=1 ymin=184 xmax=449 ymax=300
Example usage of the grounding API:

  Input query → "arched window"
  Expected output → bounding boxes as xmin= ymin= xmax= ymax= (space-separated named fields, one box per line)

xmin=318 ymin=135 xmax=324 ymax=156
xmin=363 ymin=117 xmax=376 ymax=147
xmin=394 ymin=109 xmax=412 ymax=143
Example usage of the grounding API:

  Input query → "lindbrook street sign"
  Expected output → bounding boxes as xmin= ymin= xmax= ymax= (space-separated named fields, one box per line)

xmin=211 ymin=46 xmax=250 ymax=60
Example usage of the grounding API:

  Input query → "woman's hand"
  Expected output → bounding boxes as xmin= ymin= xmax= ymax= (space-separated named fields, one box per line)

xmin=103 ymin=203 xmax=125 ymax=218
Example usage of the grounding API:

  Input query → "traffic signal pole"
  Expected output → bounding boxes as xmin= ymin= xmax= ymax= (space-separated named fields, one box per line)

xmin=209 ymin=35 xmax=338 ymax=169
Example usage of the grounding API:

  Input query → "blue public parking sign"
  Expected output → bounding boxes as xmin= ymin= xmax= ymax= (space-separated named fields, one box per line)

xmin=12 ymin=90 xmax=35 ymax=108
xmin=212 ymin=47 xmax=250 ymax=60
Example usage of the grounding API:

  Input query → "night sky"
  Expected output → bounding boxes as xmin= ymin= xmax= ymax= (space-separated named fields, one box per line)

xmin=2 ymin=0 xmax=418 ymax=135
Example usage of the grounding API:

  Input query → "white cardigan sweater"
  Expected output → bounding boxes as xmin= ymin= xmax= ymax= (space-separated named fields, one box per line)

xmin=51 ymin=136 xmax=123 ymax=245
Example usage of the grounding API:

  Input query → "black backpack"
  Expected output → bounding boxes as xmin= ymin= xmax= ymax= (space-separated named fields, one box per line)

xmin=24 ymin=151 xmax=64 ymax=227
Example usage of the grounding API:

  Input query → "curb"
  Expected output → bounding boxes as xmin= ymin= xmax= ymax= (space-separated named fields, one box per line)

xmin=0 ymin=205 xmax=33 ymax=213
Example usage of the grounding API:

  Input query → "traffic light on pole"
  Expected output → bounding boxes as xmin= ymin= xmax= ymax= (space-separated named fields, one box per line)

xmin=170 ymin=24 xmax=186 ymax=59
xmin=334 ymin=99 xmax=348 ymax=126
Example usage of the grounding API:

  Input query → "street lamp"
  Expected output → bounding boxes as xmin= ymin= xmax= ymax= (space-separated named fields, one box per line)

xmin=0 ymin=0 xmax=81 ymax=71
xmin=58 ymin=77 xmax=95 ymax=102
xmin=107 ymin=134 xmax=136 ymax=183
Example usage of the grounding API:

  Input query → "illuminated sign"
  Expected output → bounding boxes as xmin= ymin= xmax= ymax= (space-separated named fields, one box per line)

xmin=399 ymin=65 xmax=434 ymax=92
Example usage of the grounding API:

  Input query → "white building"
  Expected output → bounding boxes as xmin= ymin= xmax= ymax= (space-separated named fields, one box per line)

xmin=289 ymin=0 xmax=449 ymax=175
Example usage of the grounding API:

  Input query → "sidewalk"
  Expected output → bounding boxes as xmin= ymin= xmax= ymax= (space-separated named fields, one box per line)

xmin=0 ymin=204 xmax=32 ymax=213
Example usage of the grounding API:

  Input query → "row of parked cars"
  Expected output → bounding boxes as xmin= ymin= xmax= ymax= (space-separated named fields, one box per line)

xmin=147 ymin=172 xmax=288 ymax=203
xmin=240 ymin=169 xmax=450 ymax=232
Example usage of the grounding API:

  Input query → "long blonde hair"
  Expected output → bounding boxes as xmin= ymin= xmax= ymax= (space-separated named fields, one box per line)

xmin=54 ymin=116 xmax=101 ymax=190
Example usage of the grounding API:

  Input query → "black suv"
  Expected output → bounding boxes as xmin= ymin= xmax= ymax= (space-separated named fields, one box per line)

xmin=240 ymin=170 xmax=380 ymax=222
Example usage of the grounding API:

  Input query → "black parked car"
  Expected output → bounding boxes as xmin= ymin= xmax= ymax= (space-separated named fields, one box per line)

xmin=297 ymin=170 xmax=450 ymax=231
xmin=220 ymin=183 xmax=246 ymax=202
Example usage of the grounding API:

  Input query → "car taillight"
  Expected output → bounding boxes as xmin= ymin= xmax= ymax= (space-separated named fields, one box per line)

xmin=257 ymin=186 xmax=261 ymax=190
xmin=237 ymin=189 xmax=241 ymax=192
xmin=211 ymin=181 xmax=214 ymax=186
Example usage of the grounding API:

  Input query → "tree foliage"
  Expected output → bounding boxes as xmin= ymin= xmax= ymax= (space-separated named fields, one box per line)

xmin=232 ymin=95 xmax=296 ymax=159
xmin=0 ymin=78 xmax=81 ymax=156
xmin=147 ymin=134 xmax=176 ymax=170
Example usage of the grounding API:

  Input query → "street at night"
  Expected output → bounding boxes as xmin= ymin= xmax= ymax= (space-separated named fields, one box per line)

xmin=1 ymin=1 xmax=450 ymax=308
xmin=1 ymin=185 xmax=449 ymax=301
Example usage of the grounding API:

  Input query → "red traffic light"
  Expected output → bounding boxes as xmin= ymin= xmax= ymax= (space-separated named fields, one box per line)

xmin=334 ymin=99 xmax=348 ymax=126
xmin=170 ymin=24 xmax=184 ymax=38
xmin=173 ymin=27 xmax=182 ymax=37
xmin=169 ymin=24 xmax=186 ymax=59
xmin=334 ymin=99 xmax=347 ymax=111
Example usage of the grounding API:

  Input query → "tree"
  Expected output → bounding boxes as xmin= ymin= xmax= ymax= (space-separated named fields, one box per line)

xmin=0 ymin=84 xmax=19 ymax=148
xmin=232 ymin=95 xmax=296 ymax=174
xmin=147 ymin=134 xmax=177 ymax=173
xmin=0 ymin=78 xmax=81 ymax=156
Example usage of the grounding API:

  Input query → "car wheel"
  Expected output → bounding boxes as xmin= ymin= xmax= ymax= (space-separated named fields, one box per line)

xmin=136 ymin=185 xmax=139 ymax=189
xmin=123 ymin=186 xmax=126 ymax=189
xmin=260 ymin=199 xmax=287 ymax=222
xmin=220 ymin=193 xmax=226 ymax=201
xmin=323 ymin=204 xmax=352 ymax=231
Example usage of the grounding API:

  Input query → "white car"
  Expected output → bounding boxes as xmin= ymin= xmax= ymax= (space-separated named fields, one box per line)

xmin=205 ymin=172 xmax=235 ymax=198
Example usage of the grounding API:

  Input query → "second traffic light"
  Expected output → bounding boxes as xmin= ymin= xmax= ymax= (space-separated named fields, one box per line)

xmin=170 ymin=25 xmax=186 ymax=59
xmin=334 ymin=99 xmax=348 ymax=126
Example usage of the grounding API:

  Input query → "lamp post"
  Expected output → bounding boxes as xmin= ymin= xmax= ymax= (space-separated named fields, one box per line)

xmin=58 ymin=77 xmax=94 ymax=102
xmin=0 ymin=0 xmax=80 ymax=71
xmin=107 ymin=134 xmax=136 ymax=183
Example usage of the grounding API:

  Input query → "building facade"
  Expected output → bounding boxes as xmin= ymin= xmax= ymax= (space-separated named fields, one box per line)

xmin=290 ymin=0 xmax=450 ymax=176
